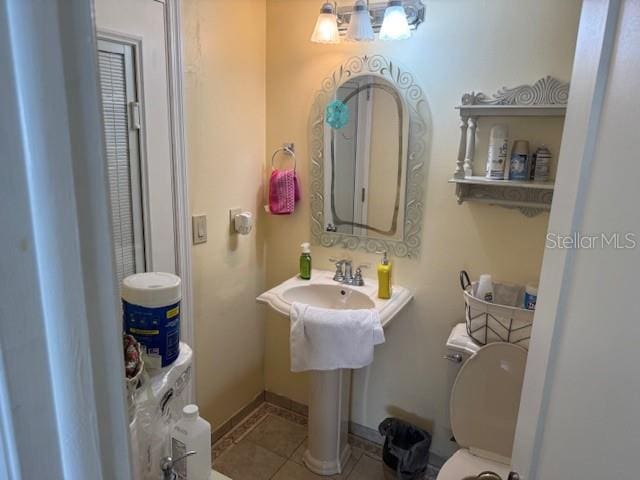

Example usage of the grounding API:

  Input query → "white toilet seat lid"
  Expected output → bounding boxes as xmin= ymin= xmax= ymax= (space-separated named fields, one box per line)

xmin=450 ymin=342 xmax=527 ymax=460
xmin=436 ymin=449 xmax=511 ymax=480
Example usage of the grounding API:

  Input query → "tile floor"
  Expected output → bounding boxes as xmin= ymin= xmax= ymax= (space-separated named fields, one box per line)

xmin=213 ymin=403 xmax=439 ymax=480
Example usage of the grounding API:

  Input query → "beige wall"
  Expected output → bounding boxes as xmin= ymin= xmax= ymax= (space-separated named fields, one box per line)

xmin=183 ymin=0 xmax=267 ymax=427
xmin=265 ymin=0 xmax=580 ymax=458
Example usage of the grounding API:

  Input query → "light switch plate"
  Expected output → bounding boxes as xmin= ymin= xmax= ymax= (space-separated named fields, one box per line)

xmin=192 ymin=214 xmax=207 ymax=244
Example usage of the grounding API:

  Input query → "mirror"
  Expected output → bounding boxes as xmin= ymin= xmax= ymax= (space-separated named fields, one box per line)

xmin=310 ymin=55 xmax=427 ymax=257
xmin=326 ymin=75 xmax=408 ymax=240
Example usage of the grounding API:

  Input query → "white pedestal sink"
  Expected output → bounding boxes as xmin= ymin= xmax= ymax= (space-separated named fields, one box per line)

xmin=257 ymin=270 xmax=413 ymax=476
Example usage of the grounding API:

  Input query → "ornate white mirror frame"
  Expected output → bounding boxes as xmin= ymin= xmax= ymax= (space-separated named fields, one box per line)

xmin=309 ymin=55 xmax=428 ymax=258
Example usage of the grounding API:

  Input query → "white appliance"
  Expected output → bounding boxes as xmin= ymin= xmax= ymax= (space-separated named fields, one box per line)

xmin=129 ymin=342 xmax=193 ymax=480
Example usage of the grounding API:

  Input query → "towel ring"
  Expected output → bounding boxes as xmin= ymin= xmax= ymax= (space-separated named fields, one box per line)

xmin=271 ymin=143 xmax=296 ymax=171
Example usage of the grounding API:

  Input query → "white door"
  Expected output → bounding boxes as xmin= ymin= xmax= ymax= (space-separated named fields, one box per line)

xmin=511 ymin=1 xmax=640 ymax=479
xmin=95 ymin=0 xmax=177 ymax=274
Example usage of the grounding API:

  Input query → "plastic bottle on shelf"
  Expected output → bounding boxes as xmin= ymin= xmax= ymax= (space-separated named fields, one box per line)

xmin=533 ymin=146 xmax=552 ymax=182
xmin=485 ymin=125 xmax=509 ymax=180
xmin=509 ymin=140 xmax=530 ymax=180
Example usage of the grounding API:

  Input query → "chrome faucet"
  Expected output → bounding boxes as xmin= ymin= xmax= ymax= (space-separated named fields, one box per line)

xmin=160 ymin=451 xmax=196 ymax=480
xmin=343 ymin=260 xmax=354 ymax=284
xmin=330 ymin=259 xmax=366 ymax=286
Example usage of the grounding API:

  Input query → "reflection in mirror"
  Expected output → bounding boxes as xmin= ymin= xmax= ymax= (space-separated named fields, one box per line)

xmin=310 ymin=55 xmax=427 ymax=257
xmin=325 ymin=76 xmax=408 ymax=241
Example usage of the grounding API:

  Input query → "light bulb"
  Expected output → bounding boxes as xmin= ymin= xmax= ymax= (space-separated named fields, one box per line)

xmin=310 ymin=2 xmax=340 ymax=44
xmin=379 ymin=0 xmax=411 ymax=41
xmin=345 ymin=0 xmax=375 ymax=42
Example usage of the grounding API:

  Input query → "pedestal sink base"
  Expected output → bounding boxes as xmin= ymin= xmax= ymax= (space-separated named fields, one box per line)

xmin=303 ymin=444 xmax=351 ymax=476
xmin=303 ymin=369 xmax=352 ymax=476
xmin=257 ymin=271 xmax=414 ymax=476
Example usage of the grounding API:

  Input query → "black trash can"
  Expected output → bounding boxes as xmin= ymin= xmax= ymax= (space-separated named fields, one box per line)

xmin=379 ymin=417 xmax=432 ymax=480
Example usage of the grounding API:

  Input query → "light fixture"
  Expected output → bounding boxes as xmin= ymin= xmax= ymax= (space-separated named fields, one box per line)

xmin=379 ymin=0 xmax=411 ymax=41
xmin=310 ymin=2 xmax=340 ymax=44
xmin=345 ymin=0 xmax=375 ymax=42
xmin=311 ymin=0 xmax=425 ymax=44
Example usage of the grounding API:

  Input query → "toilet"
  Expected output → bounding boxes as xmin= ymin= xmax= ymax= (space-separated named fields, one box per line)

xmin=437 ymin=340 xmax=527 ymax=480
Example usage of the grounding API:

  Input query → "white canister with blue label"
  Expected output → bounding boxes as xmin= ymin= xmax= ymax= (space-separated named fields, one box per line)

xmin=122 ymin=272 xmax=181 ymax=370
xmin=524 ymin=283 xmax=538 ymax=310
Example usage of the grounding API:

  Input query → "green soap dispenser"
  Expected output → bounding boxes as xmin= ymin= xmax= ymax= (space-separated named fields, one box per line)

xmin=300 ymin=242 xmax=312 ymax=280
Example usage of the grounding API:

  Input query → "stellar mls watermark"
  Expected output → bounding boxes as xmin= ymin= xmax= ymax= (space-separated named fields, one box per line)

xmin=546 ymin=232 xmax=637 ymax=249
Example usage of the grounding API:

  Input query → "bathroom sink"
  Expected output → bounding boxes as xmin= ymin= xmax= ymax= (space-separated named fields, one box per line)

xmin=256 ymin=270 xmax=413 ymax=475
xmin=282 ymin=284 xmax=375 ymax=310
xmin=257 ymin=269 xmax=413 ymax=328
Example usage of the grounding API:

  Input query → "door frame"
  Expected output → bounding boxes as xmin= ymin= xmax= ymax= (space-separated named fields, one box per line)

xmin=511 ymin=1 xmax=622 ymax=478
xmin=98 ymin=0 xmax=194 ymax=400
xmin=0 ymin=0 xmax=193 ymax=477
xmin=164 ymin=0 xmax=195 ymax=371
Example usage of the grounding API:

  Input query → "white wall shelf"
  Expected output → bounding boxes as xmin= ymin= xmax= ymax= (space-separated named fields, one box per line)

xmin=450 ymin=176 xmax=555 ymax=189
xmin=451 ymin=76 xmax=569 ymax=216
xmin=449 ymin=177 xmax=554 ymax=217
xmin=456 ymin=104 xmax=566 ymax=117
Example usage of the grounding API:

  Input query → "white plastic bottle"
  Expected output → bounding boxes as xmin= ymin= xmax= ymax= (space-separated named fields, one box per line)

xmin=485 ymin=125 xmax=509 ymax=179
xmin=171 ymin=405 xmax=211 ymax=480
xmin=476 ymin=274 xmax=494 ymax=302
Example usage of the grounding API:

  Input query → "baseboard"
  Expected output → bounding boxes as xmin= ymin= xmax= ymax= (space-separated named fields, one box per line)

xmin=348 ymin=420 xmax=384 ymax=445
xmin=265 ymin=390 xmax=308 ymax=416
xmin=212 ymin=390 xmax=447 ymax=469
xmin=211 ymin=391 xmax=265 ymax=444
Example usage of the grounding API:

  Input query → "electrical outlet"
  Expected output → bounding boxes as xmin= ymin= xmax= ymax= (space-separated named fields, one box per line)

xmin=192 ymin=214 xmax=207 ymax=244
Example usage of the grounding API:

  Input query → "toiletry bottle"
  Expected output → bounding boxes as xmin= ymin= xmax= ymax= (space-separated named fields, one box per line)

xmin=486 ymin=124 xmax=509 ymax=180
xmin=377 ymin=252 xmax=392 ymax=299
xmin=171 ymin=405 xmax=211 ymax=480
xmin=524 ymin=283 xmax=538 ymax=310
xmin=509 ymin=140 xmax=530 ymax=180
xmin=300 ymin=243 xmax=312 ymax=280
xmin=533 ymin=146 xmax=552 ymax=182
xmin=529 ymin=150 xmax=537 ymax=180
xmin=476 ymin=274 xmax=494 ymax=302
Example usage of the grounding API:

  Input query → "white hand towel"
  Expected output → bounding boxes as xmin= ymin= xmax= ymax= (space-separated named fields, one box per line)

xmin=290 ymin=302 xmax=385 ymax=372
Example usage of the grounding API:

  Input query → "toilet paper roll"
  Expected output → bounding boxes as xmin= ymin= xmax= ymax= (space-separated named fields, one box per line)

xmin=234 ymin=212 xmax=253 ymax=235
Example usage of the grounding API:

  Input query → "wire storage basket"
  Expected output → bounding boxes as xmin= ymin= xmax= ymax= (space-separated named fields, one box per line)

xmin=460 ymin=271 xmax=534 ymax=349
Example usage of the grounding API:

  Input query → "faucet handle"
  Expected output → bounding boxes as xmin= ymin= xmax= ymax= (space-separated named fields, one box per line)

xmin=160 ymin=451 xmax=196 ymax=480
xmin=330 ymin=258 xmax=345 ymax=282
xmin=353 ymin=268 xmax=365 ymax=286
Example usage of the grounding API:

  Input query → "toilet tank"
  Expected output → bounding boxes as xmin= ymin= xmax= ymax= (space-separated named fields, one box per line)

xmin=445 ymin=323 xmax=481 ymax=364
